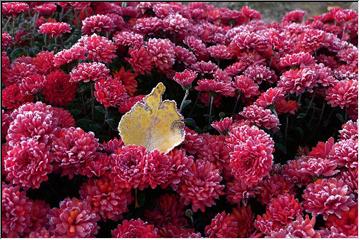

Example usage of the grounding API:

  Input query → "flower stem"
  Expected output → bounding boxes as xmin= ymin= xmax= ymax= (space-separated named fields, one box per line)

xmin=232 ymin=93 xmax=241 ymax=114
xmin=134 ymin=189 xmax=140 ymax=208
xmin=179 ymin=89 xmax=189 ymax=113
xmin=90 ymin=84 xmax=95 ymax=120
xmin=208 ymin=94 xmax=214 ymax=125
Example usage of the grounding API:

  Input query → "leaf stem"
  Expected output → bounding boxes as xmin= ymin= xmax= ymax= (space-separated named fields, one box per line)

xmin=179 ymin=89 xmax=190 ymax=113
xmin=208 ymin=94 xmax=214 ymax=125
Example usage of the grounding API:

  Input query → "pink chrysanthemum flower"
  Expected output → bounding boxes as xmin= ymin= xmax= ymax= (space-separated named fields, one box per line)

xmin=280 ymin=52 xmax=315 ymax=68
xmin=147 ymin=38 xmax=175 ymax=72
xmin=339 ymin=120 xmax=358 ymax=141
xmin=27 ymin=228 xmax=52 ymax=238
xmin=196 ymin=79 xmax=235 ymax=97
xmin=234 ymin=75 xmax=260 ymax=98
xmin=145 ymin=150 xmax=174 ymax=189
xmin=112 ymin=219 xmax=159 ymax=238
xmin=211 ymin=117 xmax=233 ymax=134
xmin=255 ymin=194 xmax=302 ymax=234
xmin=70 ymin=62 xmax=111 ymax=83
xmin=226 ymin=125 xmax=274 ymax=185
xmin=94 ymin=78 xmax=128 ymax=108
xmin=113 ymin=31 xmax=144 ymax=49
xmin=174 ymin=46 xmax=197 ymax=66
xmin=53 ymin=44 xmax=87 ymax=67
xmin=43 ymin=70 xmax=77 ymax=106
xmin=6 ymin=109 xmax=56 ymax=147
xmin=240 ymin=104 xmax=280 ymax=130
xmin=78 ymin=34 xmax=117 ymax=63
xmin=328 ymin=138 xmax=358 ymax=169
xmin=82 ymin=14 xmax=115 ymax=35
xmin=269 ymin=215 xmax=320 ymax=238
xmin=278 ymin=67 xmax=318 ymax=95
xmin=2 ymin=2 xmax=29 ymax=16
xmin=134 ymin=17 xmax=164 ymax=34
xmin=19 ymin=74 xmax=45 ymax=95
xmin=51 ymin=127 xmax=99 ymax=178
xmin=127 ymin=47 xmax=153 ymax=74
xmin=178 ymin=160 xmax=224 ymax=212
xmin=111 ymin=145 xmax=147 ymax=189
xmin=230 ymin=31 xmax=270 ymax=55
xmin=183 ymin=36 xmax=209 ymax=60
xmin=2 ymin=32 xmax=12 ymax=49
xmin=283 ymin=156 xmax=338 ymax=186
xmin=38 ymin=22 xmax=71 ymax=37
xmin=5 ymin=139 xmax=52 ymax=189
xmin=163 ymin=13 xmax=191 ymax=35
xmin=244 ymin=64 xmax=277 ymax=84
xmin=80 ymin=175 xmax=133 ymax=221
xmin=302 ymin=178 xmax=356 ymax=219
xmin=173 ymin=69 xmax=197 ymax=89
xmin=48 ymin=198 xmax=99 ymax=238
xmin=326 ymin=79 xmax=357 ymax=108
xmin=34 ymin=3 xmax=57 ymax=16
xmin=1 ymin=184 xmax=32 ymax=237
xmin=207 ymin=44 xmax=233 ymax=59
xmin=7 ymin=62 xmax=36 ymax=85
xmin=79 ymin=152 xmax=111 ymax=178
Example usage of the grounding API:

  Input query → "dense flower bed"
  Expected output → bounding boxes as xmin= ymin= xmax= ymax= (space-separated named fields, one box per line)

xmin=1 ymin=1 xmax=358 ymax=238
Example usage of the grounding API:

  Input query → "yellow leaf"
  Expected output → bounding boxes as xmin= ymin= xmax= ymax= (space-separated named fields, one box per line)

xmin=118 ymin=82 xmax=185 ymax=153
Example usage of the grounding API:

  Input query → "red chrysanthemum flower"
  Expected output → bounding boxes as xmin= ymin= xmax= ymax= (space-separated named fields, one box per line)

xmin=5 ymin=139 xmax=52 ymax=189
xmin=178 ymin=160 xmax=224 ymax=212
xmin=207 ymin=44 xmax=233 ymax=59
xmin=244 ymin=64 xmax=277 ymax=84
xmin=48 ymin=198 xmax=99 ymax=238
xmin=163 ymin=13 xmax=191 ymax=35
xmin=113 ymin=31 xmax=144 ymax=49
xmin=205 ymin=211 xmax=239 ymax=238
xmin=240 ymin=104 xmax=280 ymax=130
xmin=134 ymin=17 xmax=164 ymax=34
xmin=255 ymin=87 xmax=284 ymax=108
xmin=32 ymin=51 xmax=55 ymax=74
xmin=302 ymin=178 xmax=356 ymax=219
xmin=126 ymin=47 xmax=153 ymax=75
xmin=27 ymin=227 xmax=52 ymax=238
xmin=43 ymin=70 xmax=77 ymax=106
xmin=274 ymin=99 xmax=299 ymax=114
xmin=255 ymin=193 xmax=302 ymax=234
xmin=113 ymin=67 xmax=138 ymax=96
xmin=1 ymin=110 xmax=11 ymax=141
xmin=338 ymin=168 xmax=358 ymax=194
xmin=111 ymin=145 xmax=147 ymax=189
xmin=191 ymin=60 xmax=218 ymax=75
xmin=2 ymin=84 xmax=34 ymax=110
xmin=183 ymin=35 xmax=209 ymax=60
xmin=70 ymin=62 xmax=111 ymax=83
xmin=159 ymin=225 xmax=201 ymax=238
xmin=38 ymin=22 xmax=71 ymax=37
xmin=173 ymin=69 xmax=197 ymax=89
xmin=1 ymin=184 xmax=32 ymax=237
xmin=325 ymin=204 xmax=358 ymax=237
xmin=230 ymin=31 xmax=271 ymax=56
xmin=282 ymin=10 xmax=306 ymax=23
xmin=78 ymin=34 xmax=117 ymax=63
xmin=226 ymin=125 xmax=274 ymax=185
xmin=326 ymin=79 xmax=357 ymax=108
xmin=6 ymin=62 xmax=36 ymax=85
xmin=147 ymin=38 xmax=175 ymax=72
xmin=94 ymin=78 xmax=128 ymax=108
xmin=232 ymin=206 xmax=255 ymax=237
xmin=53 ymin=44 xmax=87 ymax=67
xmin=112 ymin=219 xmax=159 ymax=238
xmin=51 ymin=127 xmax=98 ymax=178
xmin=52 ymin=107 xmax=76 ymax=128
xmin=81 ymin=14 xmax=114 ymax=35
xmin=2 ymin=2 xmax=29 ymax=16
xmin=144 ymin=150 xmax=174 ymax=189
xmin=144 ymin=193 xmax=188 ymax=227
xmin=29 ymin=200 xmax=50 ymax=232
xmin=80 ymin=175 xmax=133 ymax=221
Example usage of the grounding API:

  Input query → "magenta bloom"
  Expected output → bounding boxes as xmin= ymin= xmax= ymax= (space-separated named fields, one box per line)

xmin=39 ymin=22 xmax=71 ymax=37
